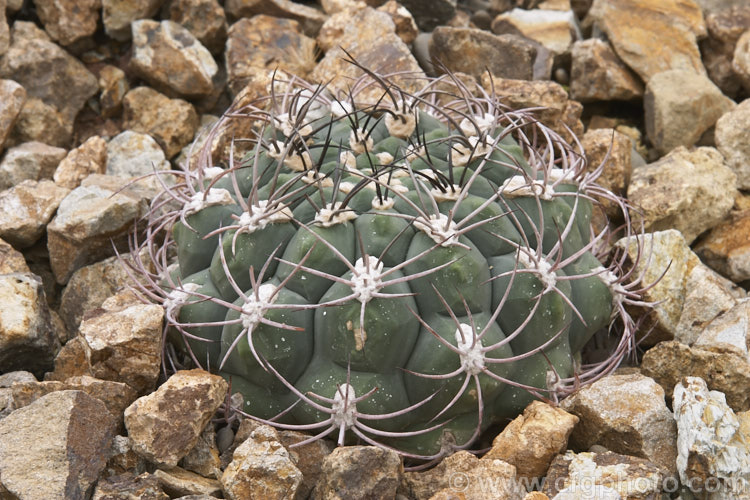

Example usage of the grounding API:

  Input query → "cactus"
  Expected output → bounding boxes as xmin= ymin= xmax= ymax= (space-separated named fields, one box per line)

xmin=129 ymin=67 xmax=647 ymax=463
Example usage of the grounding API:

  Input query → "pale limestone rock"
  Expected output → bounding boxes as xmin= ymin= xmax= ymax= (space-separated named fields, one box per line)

xmin=92 ymin=472 xmax=169 ymax=499
xmin=97 ymin=64 xmax=129 ymax=118
xmin=313 ymin=446 xmax=403 ymax=500
xmin=695 ymin=207 xmax=750 ymax=282
xmin=0 ymin=141 xmax=66 ymax=190
xmin=0 ymin=79 xmax=25 ymax=151
xmin=124 ymin=369 xmax=227 ymax=466
xmin=164 ymin=0 xmax=227 ymax=54
xmin=0 ymin=179 xmax=69 ymax=248
xmin=152 ymin=467 xmax=223 ymax=497
xmin=0 ymin=390 xmax=116 ymax=500
xmin=278 ymin=430 xmax=334 ymax=500
xmin=0 ymin=237 xmax=30 ymax=274
xmin=106 ymin=130 xmax=171 ymax=188
xmin=560 ymin=372 xmax=678 ymax=474
xmin=0 ymin=0 xmax=7 ymax=57
xmin=102 ymin=0 xmax=165 ymax=41
xmin=221 ymin=424 xmax=303 ymax=500
xmin=52 ymin=135 xmax=107 ymax=190
xmin=491 ymin=8 xmax=580 ymax=55
xmin=582 ymin=128 xmax=632 ymax=213
xmin=569 ymin=39 xmax=644 ymax=102
xmin=715 ymin=98 xmax=750 ymax=190
xmin=224 ymin=0 xmax=328 ymax=37
xmin=377 ymin=1 xmax=418 ymax=45
xmin=79 ymin=291 xmax=163 ymax=395
xmin=694 ymin=300 xmax=750 ymax=354
xmin=733 ymin=30 xmax=750 ymax=91
xmin=5 ymin=97 xmax=72 ymax=148
xmin=34 ymin=0 xmax=101 ymax=46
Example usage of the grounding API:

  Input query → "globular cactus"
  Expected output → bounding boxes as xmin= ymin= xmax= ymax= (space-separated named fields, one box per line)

xmin=129 ymin=67 xmax=646 ymax=463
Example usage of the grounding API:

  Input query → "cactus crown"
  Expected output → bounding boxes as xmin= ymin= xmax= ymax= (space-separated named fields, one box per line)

xmin=128 ymin=65 xmax=647 ymax=464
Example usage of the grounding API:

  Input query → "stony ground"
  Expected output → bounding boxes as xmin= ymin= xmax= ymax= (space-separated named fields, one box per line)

xmin=1 ymin=0 xmax=750 ymax=499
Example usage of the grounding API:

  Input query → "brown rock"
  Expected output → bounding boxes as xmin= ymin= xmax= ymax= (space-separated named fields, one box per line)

xmin=104 ymin=435 xmax=149 ymax=478
xmin=278 ymin=430 xmax=334 ymax=500
xmin=0 ymin=79 xmax=25 ymax=151
xmin=180 ymin=424 xmax=222 ymax=480
xmin=52 ymin=135 xmax=107 ymax=190
xmin=0 ymin=179 xmax=70 ymax=248
xmin=152 ymin=466 xmax=223 ymax=497
xmin=715 ymin=97 xmax=750 ymax=190
xmin=398 ymin=0 xmax=456 ymax=32
xmin=430 ymin=27 xmax=537 ymax=81
xmin=164 ymin=0 xmax=228 ymax=54
xmin=733 ymin=30 xmax=750 ymax=91
xmin=313 ymin=446 xmax=403 ymax=500
xmin=582 ymin=128 xmax=632 ymax=207
xmin=44 ymin=336 xmax=90 ymax=381
xmin=569 ymin=39 xmax=644 ymax=102
xmin=225 ymin=0 xmax=328 ymax=37
xmin=5 ymin=97 xmax=72 ymax=148
xmin=377 ymin=0 xmax=418 ymax=45
xmin=0 ymin=141 xmax=66 ymax=191
xmin=34 ymin=0 xmax=100 ymax=46
xmin=695 ymin=208 xmax=750 ymax=283
xmin=102 ymin=0 xmax=164 ymax=41
xmin=0 ymin=0 xmax=8 ymax=57
xmin=0 ymin=237 xmax=30 ymax=273
xmin=124 ymin=369 xmax=228 ymax=466
xmin=92 ymin=472 xmax=169 ymax=500
xmin=97 ymin=64 xmax=130 ymax=118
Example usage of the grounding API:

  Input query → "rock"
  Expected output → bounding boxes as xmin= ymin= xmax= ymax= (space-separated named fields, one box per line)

xmin=102 ymin=0 xmax=165 ymax=41
xmin=0 ymin=273 xmax=59 ymax=377
xmin=491 ymin=8 xmax=579 ymax=55
xmin=0 ymin=0 xmax=8 ymax=57
xmin=130 ymin=19 xmax=219 ymax=99
xmin=0 ymin=390 xmax=116 ymax=499
xmin=644 ymin=70 xmax=735 ymax=154
xmin=398 ymin=0 xmax=456 ymax=31
xmin=174 ymin=114 xmax=219 ymax=170
xmin=152 ymin=467 xmax=223 ymax=497
xmin=225 ymin=0 xmax=328 ymax=37
xmin=0 ymin=79 xmax=25 ymax=151
xmin=694 ymin=300 xmax=750 ymax=354
xmin=377 ymin=1 xmax=418 ymax=46
xmin=641 ymin=340 xmax=750 ymax=412
xmin=226 ymin=15 xmax=317 ymax=96
xmin=627 ymin=147 xmax=737 ymax=244
xmin=543 ymin=450 xmax=665 ymax=500
xmin=106 ymin=130 xmax=171 ymax=187
xmin=92 ymin=472 xmax=169 ymax=500
xmin=277 ymin=430 xmax=333 ymax=499
xmin=52 ymin=135 xmax=107 ymax=190
xmin=104 ymin=435 xmax=150 ymax=478
xmin=180 ymin=424 xmax=222 ymax=480
xmin=313 ymin=446 xmax=403 ymax=500
xmin=97 ymin=64 xmax=130 ymax=118
xmin=430 ymin=27 xmax=537 ymax=81
xmin=695 ymin=207 xmax=750 ymax=283
xmin=0 ymin=179 xmax=70 ymax=248
xmin=79 ymin=290 xmax=164 ymax=395
xmin=560 ymin=372 xmax=678 ymax=474
xmin=701 ymin=5 xmax=750 ymax=98
xmin=0 ymin=22 xmax=98 ymax=125
xmin=46 ymin=174 xmax=153 ymax=284
xmin=34 ymin=0 xmax=100 ymax=46
xmin=0 ymin=237 xmax=30 ymax=274
xmin=569 ymin=39 xmax=644 ymax=102
xmin=164 ymin=0 xmax=227 ymax=54
xmin=483 ymin=401 xmax=578 ymax=483
xmin=124 ymin=369 xmax=228 ymax=466
xmin=44 ymin=336 xmax=90 ymax=381
xmin=582 ymin=128 xmax=632 ymax=210
xmin=733 ymin=30 xmax=750 ymax=91
xmin=220 ymin=424 xmax=303 ymax=500
xmin=0 ymin=141 xmax=66 ymax=191
xmin=588 ymin=0 xmax=707 ymax=83
xmin=122 ymin=87 xmax=199 ymax=159
xmin=5 ymin=97 xmax=72 ymax=148
xmin=673 ymin=377 xmax=750 ymax=498
xmin=715 ymin=98 xmax=750 ymax=190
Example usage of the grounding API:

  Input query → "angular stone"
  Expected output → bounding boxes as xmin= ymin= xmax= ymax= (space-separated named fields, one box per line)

xmin=733 ymin=30 xmax=750 ymax=91
xmin=164 ymin=0 xmax=227 ymax=54
xmin=695 ymin=207 xmax=750 ymax=283
xmin=225 ymin=0 xmax=328 ymax=37
xmin=278 ymin=430 xmax=334 ymax=500
xmin=398 ymin=0 xmax=456 ymax=31
xmin=152 ymin=467 xmax=223 ymax=497
xmin=92 ymin=472 xmax=169 ymax=500
xmin=491 ymin=8 xmax=579 ymax=55
xmin=220 ymin=424 xmax=302 ymax=500
xmin=430 ymin=27 xmax=537 ymax=81
xmin=97 ymin=64 xmax=129 ymax=118
xmin=715 ymin=98 xmax=750 ymax=190
xmin=106 ymin=130 xmax=171 ymax=187
xmin=694 ymin=300 xmax=750 ymax=354
xmin=79 ymin=291 xmax=163 ymax=395
xmin=560 ymin=372 xmax=678 ymax=474
xmin=483 ymin=401 xmax=579 ymax=482
xmin=377 ymin=1 xmax=418 ymax=45
xmin=0 ymin=141 xmax=66 ymax=191
xmin=104 ymin=435 xmax=149 ymax=478
xmin=124 ymin=369 xmax=228 ymax=466
xmin=52 ymin=135 xmax=107 ymax=190
xmin=588 ymin=0 xmax=706 ymax=83
xmin=5 ymin=97 xmax=72 ymax=148
xmin=226 ymin=15 xmax=317 ymax=96
xmin=130 ymin=19 xmax=219 ymax=99
xmin=47 ymin=174 xmax=153 ymax=284
xmin=0 ymin=390 xmax=116 ymax=499
xmin=102 ymin=0 xmax=165 ymax=41
xmin=0 ymin=79 xmax=25 ymax=151
xmin=0 ymin=273 xmax=59 ymax=377
xmin=0 ymin=179 xmax=68 ymax=248
xmin=0 ymin=0 xmax=7 ymax=57
xmin=0 ymin=22 xmax=98 ymax=124
xmin=43 ymin=336 xmax=90 ymax=382
xmin=582 ymin=128 xmax=632 ymax=206
xmin=34 ymin=0 xmax=100 ymax=46
xmin=313 ymin=446 xmax=402 ymax=500
xmin=543 ymin=450 xmax=665 ymax=500
xmin=0 ymin=237 xmax=29 ymax=274
xmin=644 ymin=70 xmax=735 ymax=154
xmin=180 ymin=424 xmax=222 ymax=480
xmin=569 ymin=39 xmax=644 ymax=102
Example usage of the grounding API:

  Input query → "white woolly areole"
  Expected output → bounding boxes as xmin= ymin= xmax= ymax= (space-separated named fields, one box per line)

xmin=196 ymin=166 xmax=225 ymax=180
xmin=431 ymin=184 xmax=463 ymax=202
xmin=267 ymin=140 xmax=311 ymax=172
xmin=594 ymin=265 xmax=628 ymax=316
xmin=332 ymin=383 xmax=358 ymax=429
xmin=376 ymin=152 xmax=394 ymax=165
xmin=352 ymin=256 xmax=385 ymax=304
xmin=349 ymin=128 xmax=373 ymax=154
xmin=547 ymin=168 xmax=577 ymax=184
xmin=273 ymin=112 xmax=312 ymax=137
xmin=455 ymin=323 xmax=485 ymax=376
xmin=517 ymin=251 xmax=557 ymax=290
xmin=315 ymin=202 xmax=357 ymax=227
xmin=164 ymin=282 xmax=201 ymax=315
xmin=450 ymin=136 xmax=493 ymax=167
xmin=414 ymin=213 xmax=459 ymax=247
xmin=338 ymin=181 xmax=356 ymax=194
xmin=459 ymin=113 xmax=497 ymax=136
xmin=372 ymin=197 xmax=395 ymax=211
xmin=301 ymin=171 xmax=334 ymax=186
xmin=237 ymin=200 xmax=293 ymax=234
xmin=331 ymin=100 xmax=353 ymax=117
xmin=363 ymin=172 xmax=409 ymax=194
xmin=294 ymin=89 xmax=330 ymax=122
xmin=385 ymin=111 xmax=416 ymax=139
xmin=499 ymin=175 xmax=554 ymax=200
xmin=240 ymin=283 xmax=277 ymax=332
xmin=405 ymin=144 xmax=425 ymax=162
xmin=184 ymin=188 xmax=234 ymax=216
xmin=340 ymin=151 xmax=357 ymax=171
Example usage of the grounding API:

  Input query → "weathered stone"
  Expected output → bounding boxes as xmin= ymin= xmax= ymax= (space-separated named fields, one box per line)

xmin=0 ymin=22 xmax=98 ymax=124
xmin=92 ymin=472 xmax=169 ymax=500
xmin=313 ymin=446 xmax=402 ymax=500
xmin=220 ymin=424 xmax=303 ymax=500
xmin=0 ymin=0 xmax=8 ymax=57
xmin=320 ymin=0 xmax=363 ymax=14
xmin=0 ymin=179 xmax=69 ymax=248
xmin=43 ymin=336 xmax=90 ymax=381
xmin=317 ymin=6 xmax=386 ymax=52
xmin=627 ymin=147 xmax=737 ymax=244
xmin=47 ymin=174 xmax=153 ymax=284
xmin=152 ymin=467 xmax=223 ymax=497
xmin=0 ymin=79 xmax=25 ymax=151
xmin=52 ymin=135 xmax=107 ymax=190
xmin=491 ymin=8 xmax=579 ymax=55
xmin=226 ymin=15 xmax=317 ymax=96
xmin=180 ymin=423 xmax=222 ymax=480
xmin=79 ymin=291 xmax=163 ymax=395
xmin=733 ymin=30 xmax=750 ymax=91
xmin=102 ymin=0 xmax=165 ymax=41
xmin=644 ymin=69 xmax=735 ymax=154
xmin=97 ymin=64 xmax=129 ymax=118
xmin=695 ymin=207 xmax=750 ymax=283
xmin=560 ymin=372 xmax=678 ymax=474
xmin=124 ymin=369 xmax=228 ymax=466
xmin=225 ymin=0 xmax=328 ymax=37
xmin=104 ymin=435 xmax=149 ymax=478
xmin=483 ymin=401 xmax=578 ymax=483
xmin=130 ymin=19 xmax=219 ymax=99
xmin=174 ymin=114 xmax=219 ymax=171
xmin=34 ymin=0 xmax=100 ymax=46
xmin=377 ymin=1 xmax=418 ymax=45
xmin=569 ymin=39 xmax=644 ymax=102
xmin=641 ymin=340 xmax=750 ymax=412
xmin=164 ymin=0 xmax=227 ymax=54
xmin=0 ymin=141 xmax=66 ymax=191
xmin=543 ymin=450 xmax=665 ymax=500
xmin=715 ymin=98 xmax=750 ymax=190
xmin=278 ymin=430 xmax=334 ymax=500
xmin=430 ymin=27 xmax=537 ymax=81
xmin=5 ymin=97 xmax=72 ymax=148
xmin=694 ymin=300 xmax=750 ymax=355
xmin=0 ymin=390 xmax=116 ymax=500
xmin=0 ymin=273 xmax=59 ymax=377
xmin=588 ymin=0 xmax=707 ymax=83
xmin=702 ymin=7 xmax=750 ymax=95
xmin=397 ymin=0 xmax=456 ymax=31
xmin=0 ymin=237 xmax=30 ymax=274
xmin=582 ymin=128 xmax=632 ymax=210
xmin=673 ymin=377 xmax=750 ymax=498
xmin=106 ymin=130 xmax=171 ymax=187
